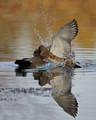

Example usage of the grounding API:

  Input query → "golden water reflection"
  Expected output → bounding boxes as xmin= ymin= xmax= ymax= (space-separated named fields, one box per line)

xmin=0 ymin=0 xmax=96 ymax=61
xmin=0 ymin=1 xmax=96 ymax=120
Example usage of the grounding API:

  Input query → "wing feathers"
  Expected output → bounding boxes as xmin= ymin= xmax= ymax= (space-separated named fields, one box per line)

xmin=50 ymin=19 xmax=79 ymax=58
xmin=53 ymin=19 xmax=78 ymax=42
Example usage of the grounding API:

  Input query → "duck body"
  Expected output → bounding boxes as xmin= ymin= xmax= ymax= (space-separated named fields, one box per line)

xmin=15 ymin=19 xmax=81 ymax=69
xmin=15 ymin=45 xmax=47 ymax=69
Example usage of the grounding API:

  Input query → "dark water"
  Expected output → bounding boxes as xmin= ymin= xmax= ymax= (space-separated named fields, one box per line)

xmin=0 ymin=6 xmax=96 ymax=120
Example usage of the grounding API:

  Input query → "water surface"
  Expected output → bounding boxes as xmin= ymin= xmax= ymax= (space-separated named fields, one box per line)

xmin=0 ymin=1 xmax=96 ymax=120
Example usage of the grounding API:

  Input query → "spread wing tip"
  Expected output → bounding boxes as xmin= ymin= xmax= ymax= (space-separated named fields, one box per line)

xmin=53 ymin=19 xmax=79 ymax=42
xmin=64 ymin=19 xmax=79 ymax=41
xmin=72 ymin=19 xmax=79 ymax=37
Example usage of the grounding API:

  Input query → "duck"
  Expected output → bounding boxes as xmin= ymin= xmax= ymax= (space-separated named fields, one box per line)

xmin=15 ymin=19 xmax=81 ymax=69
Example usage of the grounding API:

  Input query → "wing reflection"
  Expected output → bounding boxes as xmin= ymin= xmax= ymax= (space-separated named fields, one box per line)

xmin=50 ymin=68 xmax=78 ymax=117
xmin=15 ymin=67 xmax=78 ymax=117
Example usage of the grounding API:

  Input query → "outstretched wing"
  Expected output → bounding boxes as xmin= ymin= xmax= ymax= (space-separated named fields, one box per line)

xmin=50 ymin=19 xmax=78 ymax=58
xmin=53 ymin=19 xmax=78 ymax=42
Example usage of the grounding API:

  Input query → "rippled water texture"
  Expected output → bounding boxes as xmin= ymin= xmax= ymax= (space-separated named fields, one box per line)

xmin=0 ymin=1 xmax=96 ymax=120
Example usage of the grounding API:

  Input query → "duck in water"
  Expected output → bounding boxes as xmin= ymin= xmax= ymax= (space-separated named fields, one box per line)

xmin=15 ymin=19 xmax=81 ymax=69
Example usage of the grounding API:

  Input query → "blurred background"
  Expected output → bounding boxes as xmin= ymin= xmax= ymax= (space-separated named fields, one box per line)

xmin=0 ymin=1 xmax=96 ymax=120
xmin=0 ymin=0 xmax=96 ymax=61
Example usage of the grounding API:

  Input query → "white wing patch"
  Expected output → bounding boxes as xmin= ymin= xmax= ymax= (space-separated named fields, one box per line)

xmin=50 ymin=19 xmax=78 ymax=58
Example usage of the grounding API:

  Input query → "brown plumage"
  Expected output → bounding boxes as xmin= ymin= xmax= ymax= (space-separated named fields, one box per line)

xmin=15 ymin=19 xmax=81 ymax=69
xmin=15 ymin=45 xmax=81 ymax=68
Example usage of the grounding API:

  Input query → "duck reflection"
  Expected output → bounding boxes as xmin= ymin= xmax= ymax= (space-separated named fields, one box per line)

xmin=15 ymin=67 xmax=78 ymax=117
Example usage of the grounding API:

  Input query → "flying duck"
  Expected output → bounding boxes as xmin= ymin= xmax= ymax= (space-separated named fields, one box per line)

xmin=15 ymin=19 xmax=81 ymax=68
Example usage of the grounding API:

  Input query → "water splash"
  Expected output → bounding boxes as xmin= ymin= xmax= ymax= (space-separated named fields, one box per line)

xmin=34 ymin=24 xmax=49 ymax=47
xmin=33 ymin=7 xmax=55 ymax=47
